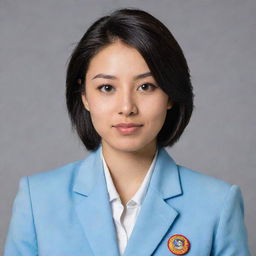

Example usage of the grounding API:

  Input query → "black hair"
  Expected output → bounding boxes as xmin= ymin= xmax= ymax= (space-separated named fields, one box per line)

xmin=66 ymin=8 xmax=194 ymax=151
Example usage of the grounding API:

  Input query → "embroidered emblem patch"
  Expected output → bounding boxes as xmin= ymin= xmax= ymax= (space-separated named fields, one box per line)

xmin=167 ymin=234 xmax=190 ymax=255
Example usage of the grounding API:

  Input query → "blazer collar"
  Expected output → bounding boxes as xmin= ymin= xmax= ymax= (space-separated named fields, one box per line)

xmin=73 ymin=144 xmax=182 ymax=199
xmin=73 ymin=144 xmax=182 ymax=256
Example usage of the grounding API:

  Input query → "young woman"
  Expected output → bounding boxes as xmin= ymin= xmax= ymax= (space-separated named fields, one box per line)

xmin=4 ymin=8 xmax=251 ymax=256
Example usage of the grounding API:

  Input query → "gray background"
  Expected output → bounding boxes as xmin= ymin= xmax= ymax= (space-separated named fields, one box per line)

xmin=1 ymin=0 xmax=255 ymax=254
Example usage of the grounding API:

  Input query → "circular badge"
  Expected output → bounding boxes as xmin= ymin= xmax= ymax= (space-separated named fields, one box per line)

xmin=167 ymin=234 xmax=190 ymax=255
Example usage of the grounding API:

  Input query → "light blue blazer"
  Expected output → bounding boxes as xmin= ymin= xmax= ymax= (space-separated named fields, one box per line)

xmin=4 ymin=145 xmax=251 ymax=256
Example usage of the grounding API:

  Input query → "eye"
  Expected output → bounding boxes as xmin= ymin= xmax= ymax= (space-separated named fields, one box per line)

xmin=97 ymin=84 xmax=114 ymax=93
xmin=138 ymin=83 xmax=157 ymax=91
xmin=97 ymin=83 xmax=158 ymax=94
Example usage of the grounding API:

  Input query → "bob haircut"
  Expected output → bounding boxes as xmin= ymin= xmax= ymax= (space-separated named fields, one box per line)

xmin=66 ymin=8 xmax=194 ymax=151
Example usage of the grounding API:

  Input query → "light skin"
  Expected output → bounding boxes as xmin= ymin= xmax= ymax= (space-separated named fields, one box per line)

xmin=81 ymin=39 xmax=173 ymax=205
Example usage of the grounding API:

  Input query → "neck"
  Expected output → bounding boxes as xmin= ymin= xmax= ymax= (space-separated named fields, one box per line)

xmin=101 ymin=140 xmax=158 ymax=203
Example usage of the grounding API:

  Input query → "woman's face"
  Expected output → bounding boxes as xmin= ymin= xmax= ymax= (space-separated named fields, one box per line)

xmin=81 ymin=40 xmax=172 ymax=153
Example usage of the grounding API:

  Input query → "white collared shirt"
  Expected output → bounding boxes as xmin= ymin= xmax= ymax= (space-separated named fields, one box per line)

xmin=100 ymin=147 xmax=158 ymax=255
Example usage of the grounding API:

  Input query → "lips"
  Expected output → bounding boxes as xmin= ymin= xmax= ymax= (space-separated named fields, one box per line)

xmin=114 ymin=123 xmax=143 ymax=128
xmin=114 ymin=124 xmax=143 ymax=135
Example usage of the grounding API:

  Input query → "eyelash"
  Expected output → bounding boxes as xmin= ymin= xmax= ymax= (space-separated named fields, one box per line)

xmin=97 ymin=83 xmax=158 ymax=93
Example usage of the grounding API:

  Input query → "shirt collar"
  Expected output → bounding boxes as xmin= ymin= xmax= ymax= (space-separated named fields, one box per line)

xmin=101 ymin=147 xmax=159 ymax=206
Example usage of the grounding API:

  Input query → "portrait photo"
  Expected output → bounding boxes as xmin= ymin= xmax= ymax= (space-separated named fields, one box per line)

xmin=1 ymin=0 xmax=255 ymax=255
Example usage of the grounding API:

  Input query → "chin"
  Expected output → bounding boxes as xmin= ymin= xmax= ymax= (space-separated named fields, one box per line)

xmin=106 ymin=138 xmax=154 ymax=153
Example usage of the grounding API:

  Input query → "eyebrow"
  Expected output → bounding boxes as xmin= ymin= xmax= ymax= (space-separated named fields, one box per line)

xmin=92 ymin=72 xmax=152 ymax=81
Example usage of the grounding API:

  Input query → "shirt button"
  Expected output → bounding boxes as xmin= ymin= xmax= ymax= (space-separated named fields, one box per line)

xmin=127 ymin=201 xmax=136 ymax=207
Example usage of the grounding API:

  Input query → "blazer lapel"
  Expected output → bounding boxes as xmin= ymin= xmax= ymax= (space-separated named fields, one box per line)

xmin=73 ymin=146 xmax=120 ymax=256
xmin=123 ymin=147 xmax=182 ymax=256
xmin=73 ymin=145 xmax=182 ymax=256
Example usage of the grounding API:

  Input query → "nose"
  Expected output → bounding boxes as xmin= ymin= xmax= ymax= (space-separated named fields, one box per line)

xmin=118 ymin=90 xmax=138 ymax=116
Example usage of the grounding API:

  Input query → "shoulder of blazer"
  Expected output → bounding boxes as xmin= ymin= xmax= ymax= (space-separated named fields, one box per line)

xmin=177 ymin=164 xmax=232 ymax=191
xmin=176 ymin=164 xmax=236 ymax=213
xmin=25 ymin=147 xmax=236 ymax=213
xmin=26 ymin=158 xmax=84 ymax=196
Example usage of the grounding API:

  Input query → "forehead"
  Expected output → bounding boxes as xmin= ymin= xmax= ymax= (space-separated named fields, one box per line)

xmin=86 ymin=41 xmax=150 ymax=79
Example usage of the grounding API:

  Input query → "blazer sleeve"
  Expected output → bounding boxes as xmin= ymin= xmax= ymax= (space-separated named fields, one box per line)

xmin=212 ymin=184 xmax=251 ymax=256
xmin=4 ymin=176 xmax=38 ymax=256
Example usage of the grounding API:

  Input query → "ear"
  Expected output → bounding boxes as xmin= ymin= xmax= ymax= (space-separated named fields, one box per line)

xmin=167 ymin=98 xmax=173 ymax=110
xmin=78 ymin=79 xmax=90 ymax=112
xmin=81 ymin=92 xmax=90 ymax=112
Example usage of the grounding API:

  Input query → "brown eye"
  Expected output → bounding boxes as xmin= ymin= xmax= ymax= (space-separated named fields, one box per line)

xmin=97 ymin=84 xmax=115 ymax=93
xmin=138 ymin=83 xmax=157 ymax=91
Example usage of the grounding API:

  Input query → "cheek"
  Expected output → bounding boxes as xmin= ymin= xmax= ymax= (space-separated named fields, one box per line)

xmin=142 ymin=99 xmax=168 ymax=122
xmin=87 ymin=99 xmax=113 ymax=132
xmin=86 ymin=92 xmax=111 ymax=115
xmin=151 ymin=108 xmax=168 ymax=129
xmin=144 ymin=100 xmax=169 ymax=134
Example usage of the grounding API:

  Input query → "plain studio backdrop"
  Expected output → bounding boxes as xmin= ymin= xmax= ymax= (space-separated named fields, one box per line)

xmin=0 ymin=0 xmax=255 ymax=254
